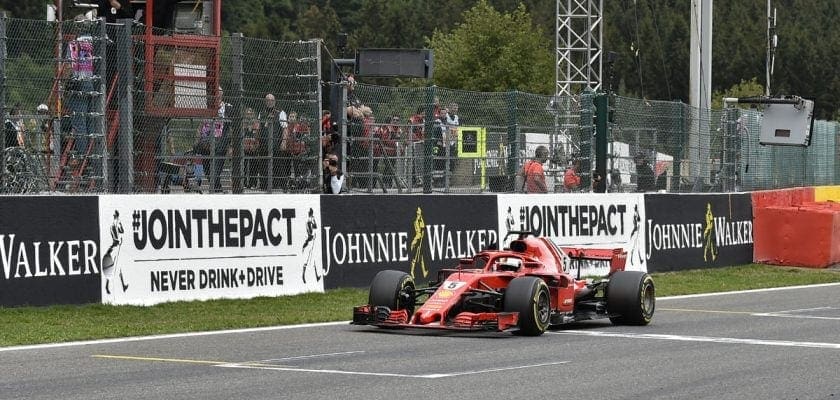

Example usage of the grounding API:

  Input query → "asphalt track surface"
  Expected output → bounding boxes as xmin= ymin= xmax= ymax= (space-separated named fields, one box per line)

xmin=3 ymin=283 xmax=840 ymax=400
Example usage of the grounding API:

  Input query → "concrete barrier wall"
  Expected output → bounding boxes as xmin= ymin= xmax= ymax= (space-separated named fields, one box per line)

xmin=753 ymin=187 xmax=840 ymax=268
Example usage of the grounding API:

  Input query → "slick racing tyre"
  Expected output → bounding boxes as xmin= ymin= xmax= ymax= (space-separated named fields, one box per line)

xmin=369 ymin=270 xmax=415 ymax=316
xmin=607 ymin=271 xmax=655 ymax=325
xmin=504 ymin=276 xmax=551 ymax=336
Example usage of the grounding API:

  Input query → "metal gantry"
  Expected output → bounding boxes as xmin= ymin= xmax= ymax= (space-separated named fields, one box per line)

xmin=555 ymin=0 xmax=603 ymax=97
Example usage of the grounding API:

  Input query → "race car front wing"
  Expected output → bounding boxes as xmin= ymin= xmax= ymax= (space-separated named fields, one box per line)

xmin=352 ymin=305 xmax=519 ymax=332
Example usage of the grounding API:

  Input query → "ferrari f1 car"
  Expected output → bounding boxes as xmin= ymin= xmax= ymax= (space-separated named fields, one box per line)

xmin=352 ymin=231 xmax=654 ymax=336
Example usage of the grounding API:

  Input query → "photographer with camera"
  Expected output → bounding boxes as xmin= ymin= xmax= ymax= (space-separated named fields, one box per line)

xmin=322 ymin=153 xmax=345 ymax=194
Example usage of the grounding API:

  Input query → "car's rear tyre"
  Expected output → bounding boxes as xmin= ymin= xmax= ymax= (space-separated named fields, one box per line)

xmin=504 ymin=276 xmax=551 ymax=336
xmin=607 ymin=271 xmax=655 ymax=325
xmin=369 ymin=270 xmax=415 ymax=315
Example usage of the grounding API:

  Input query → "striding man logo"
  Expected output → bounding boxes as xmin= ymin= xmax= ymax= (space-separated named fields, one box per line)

xmin=703 ymin=203 xmax=718 ymax=262
xmin=408 ymin=207 xmax=429 ymax=279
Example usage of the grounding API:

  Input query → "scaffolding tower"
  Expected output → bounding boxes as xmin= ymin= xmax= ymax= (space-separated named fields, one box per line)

xmin=556 ymin=0 xmax=603 ymax=97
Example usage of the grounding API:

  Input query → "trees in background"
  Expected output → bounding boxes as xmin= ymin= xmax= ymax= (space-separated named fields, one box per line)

xmin=0 ymin=0 xmax=836 ymax=118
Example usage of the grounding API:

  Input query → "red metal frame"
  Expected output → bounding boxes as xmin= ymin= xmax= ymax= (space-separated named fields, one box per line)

xmin=142 ymin=0 xmax=222 ymax=118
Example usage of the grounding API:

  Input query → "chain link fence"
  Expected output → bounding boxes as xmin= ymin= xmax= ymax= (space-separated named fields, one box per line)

xmin=0 ymin=17 xmax=322 ymax=195
xmin=338 ymin=83 xmax=592 ymax=194
xmin=1 ymin=16 xmax=837 ymax=195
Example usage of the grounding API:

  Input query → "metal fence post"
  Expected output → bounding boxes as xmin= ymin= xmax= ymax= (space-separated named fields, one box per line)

xmin=423 ymin=85 xmax=436 ymax=193
xmin=593 ymin=93 xmax=608 ymax=193
xmin=96 ymin=18 xmax=108 ymax=192
xmin=0 ymin=13 xmax=6 ymax=189
xmin=579 ymin=89 xmax=594 ymax=190
xmin=116 ymin=18 xmax=134 ymax=193
xmin=672 ymin=103 xmax=686 ymax=192
xmin=230 ymin=33 xmax=244 ymax=194
xmin=506 ymin=90 xmax=518 ymax=191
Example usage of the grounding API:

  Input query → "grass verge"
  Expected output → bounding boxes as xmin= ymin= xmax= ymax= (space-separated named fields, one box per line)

xmin=2 ymin=264 xmax=839 ymax=347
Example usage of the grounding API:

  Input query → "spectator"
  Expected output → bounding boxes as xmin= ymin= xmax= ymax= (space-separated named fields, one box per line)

xmin=242 ymin=107 xmax=260 ymax=189
xmin=258 ymin=93 xmax=286 ymax=190
xmin=563 ymin=159 xmax=581 ymax=191
xmin=440 ymin=107 xmax=457 ymax=172
xmin=322 ymin=152 xmax=344 ymax=194
xmin=294 ymin=114 xmax=314 ymax=188
xmin=35 ymin=104 xmax=54 ymax=154
xmin=446 ymin=102 xmax=461 ymax=127
xmin=4 ymin=106 xmax=24 ymax=149
xmin=194 ymin=88 xmax=228 ymax=193
xmin=64 ymin=34 xmax=96 ymax=162
xmin=320 ymin=110 xmax=338 ymax=156
xmin=98 ymin=0 xmax=132 ymax=23
xmin=409 ymin=107 xmax=424 ymax=142
xmin=524 ymin=145 xmax=549 ymax=193
xmin=592 ymin=171 xmax=604 ymax=192
xmin=374 ymin=115 xmax=401 ymax=188
xmin=635 ymin=152 xmax=656 ymax=192
xmin=278 ymin=111 xmax=311 ymax=191
xmin=275 ymin=111 xmax=296 ymax=191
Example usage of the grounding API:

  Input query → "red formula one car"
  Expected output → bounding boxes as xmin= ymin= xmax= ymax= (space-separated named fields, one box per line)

xmin=352 ymin=231 xmax=655 ymax=336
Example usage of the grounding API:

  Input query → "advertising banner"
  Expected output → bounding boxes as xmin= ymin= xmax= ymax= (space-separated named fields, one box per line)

xmin=644 ymin=193 xmax=754 ymax=272
xmin=99 ymin=194 xmax=322 ymax=305
xmin=321 ymin=195 xmax=498 ymax=289
xmin=498 ymin=193 xmax=647 ymax=276
xmin=1 ymin=196 xmax=101 ymax=306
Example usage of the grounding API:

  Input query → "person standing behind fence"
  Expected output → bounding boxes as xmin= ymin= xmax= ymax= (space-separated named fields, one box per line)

xmin=289 ymin=113 xmax=312 ymax=190
xmin=64 ymin=34 xmax=96 ymax=165
xmin=523 ymin=145 xmax=549 ymax=193
xmin=374 ymin=115 xmax=401 ymax=189
xmin=563 ymin=159 xmax=581 ymax=191
xmin=242 ymin=107 xmax=260 ymax=189
xmin=194 ymin=88 xmax=228 ymax=193
xmin=259 ymin=93 xmax=286 ymax=191
xmin=634 ymin=152 xmax=655 ymax=192
xmin=4 ymin=106 xmax=24 ymax=149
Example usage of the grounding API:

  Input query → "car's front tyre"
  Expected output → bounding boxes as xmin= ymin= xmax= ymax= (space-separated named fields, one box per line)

xmin=504 ymin=276 xmax=551 ymax=336
xmin=369 ymin=270 xmax=415 ymax=316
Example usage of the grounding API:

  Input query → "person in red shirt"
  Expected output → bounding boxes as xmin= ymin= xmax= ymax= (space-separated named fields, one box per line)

xmin=564 ymin=159 xmax=581 ymax=191
xmin=523 ymin=145 xmax=549 ymax=193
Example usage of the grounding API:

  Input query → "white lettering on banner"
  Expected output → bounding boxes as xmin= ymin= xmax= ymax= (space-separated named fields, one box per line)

xmin=516 ymin=204 xmax=628 ymax=238
xmin=645 ymin=217 xmax=753 ymax=259
xmin=132 ymin=208 xmax=296 ymax=250
xmin=150 ymin=266 xmax=284 ymax=292
xmin=0 ymin=234 xmax=99 ymax=280
xmin=323 ymin=226 xmax=409 ymax=271
xmin=323 ymin=225 xmax=497 ymax=271
xmin=425 ymin=225 xmax=497 ymax=260
xmin=645 ymin=221 xmax=704 ymax=257
xmin=714 ymin=217 xmax=754 ymax=246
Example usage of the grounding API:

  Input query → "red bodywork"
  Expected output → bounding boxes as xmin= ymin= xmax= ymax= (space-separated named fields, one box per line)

xmin=352 ymin=234 xmax=628 ymax=332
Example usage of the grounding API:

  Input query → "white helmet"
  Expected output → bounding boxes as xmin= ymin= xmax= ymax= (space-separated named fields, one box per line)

xmin=37 ymin=103 xmax=48 ymax=112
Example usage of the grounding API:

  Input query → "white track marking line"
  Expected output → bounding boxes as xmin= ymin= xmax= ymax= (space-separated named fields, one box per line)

xmin=765 ymin=306 xmax=836 ymax=314
xmin=550 ymin=330 xmax=840 ymax=349
xmin=0 ymin=321 xmax=349 ymax=353
xmin=260 ymin=351 xmax=365 ymax=362
xmin=749 ymin=307 xmax=840 ymax=321
xmin=658 ymin=282 xmax=840 ymax=300
xmin=217 ymin=360 xmax=570 ymax=379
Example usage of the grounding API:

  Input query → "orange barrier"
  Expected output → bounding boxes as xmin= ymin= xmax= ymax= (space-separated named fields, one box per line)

xmin=753 ymin=201 xmax=840 ymax=268
xmin=751 ymin=187 xmax=814 ymax=208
